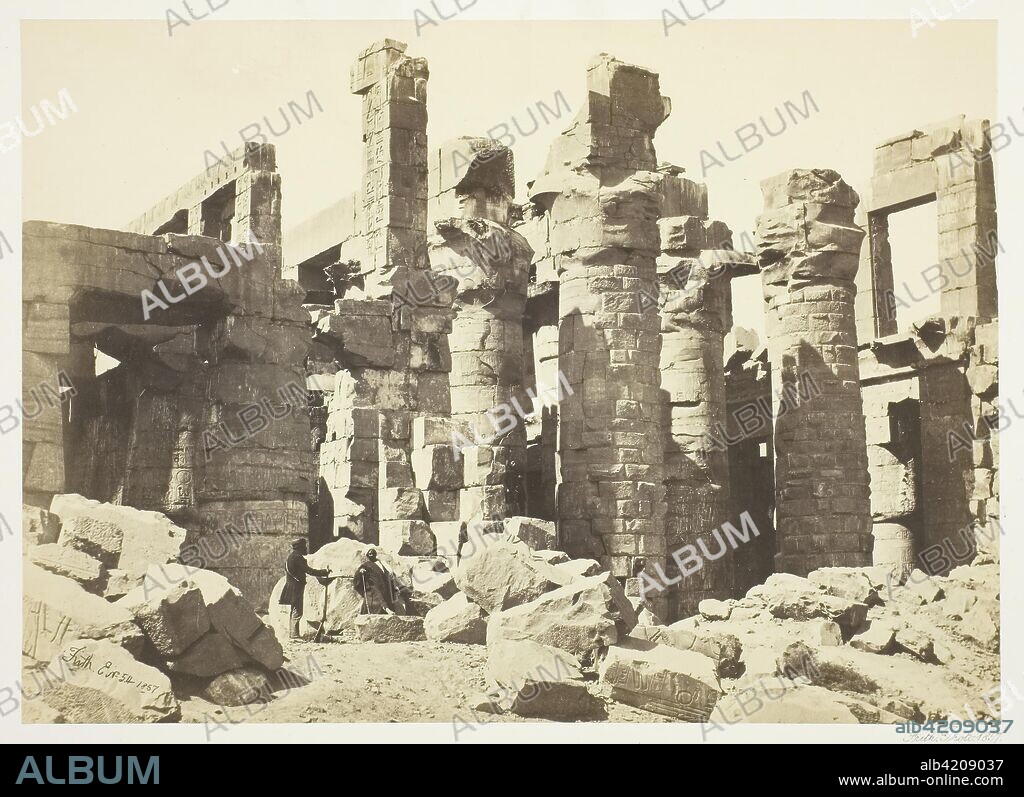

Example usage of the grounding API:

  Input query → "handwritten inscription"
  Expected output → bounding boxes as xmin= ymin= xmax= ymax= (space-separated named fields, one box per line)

xmin=61 ymin=646 xmax=169 ymax=699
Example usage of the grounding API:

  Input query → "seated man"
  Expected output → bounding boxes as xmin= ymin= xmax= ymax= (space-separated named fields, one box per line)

xmin=354 ymin=549 xmax=410 ymax=615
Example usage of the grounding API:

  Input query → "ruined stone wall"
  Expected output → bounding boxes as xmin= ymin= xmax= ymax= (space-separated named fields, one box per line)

xmin=968 ymin=321 xmax=999 ymax=561
xmin=22 ymin=218 xmax=312 ymax=610
xmin=861 ymin=117 xmax=997 ymax=338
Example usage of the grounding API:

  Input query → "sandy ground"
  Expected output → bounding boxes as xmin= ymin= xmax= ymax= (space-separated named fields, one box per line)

xmin=178 ymin=635 xmax=666 ymax=733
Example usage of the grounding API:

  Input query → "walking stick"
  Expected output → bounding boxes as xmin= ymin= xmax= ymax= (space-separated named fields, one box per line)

xmin=311 ymin=573 xmax=336 ymax=644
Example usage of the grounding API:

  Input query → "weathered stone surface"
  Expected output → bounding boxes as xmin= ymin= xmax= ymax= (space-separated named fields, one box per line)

xmin=454 ymin=538 xmax=562 ymax=614
xmin=961 ymin=601 xmax=999 ymax=651
xmin=850 ymin=620 xmax=897 ymax=655
xmin=120 ymin=582 xmax=210 ymax=658
xmin=503 ymin=517 xmax=557 ymax=551
xmin=553 ymin=558 xmax=603 ymax=581
xmin=165 ymin=631 xmax=250 ymax=678
xmin=136 ymin=564 xmax=283 ymax=670
xmin=380 ymin=520 xmax=435 ymax=556
xmin=424 ymin=593 xmax=487 ymax=644
xmin=28 ymin=543 xmax=106 ymax=590
xmin=23 ymin=505 xmax=61 ymax=547
xmin=23 ymin=563 xmax=144 ymax=664
xmin=712 ymin=681 xmax=863 ymax=724
xmin=51 ymin=494 xmax=185 ymax=577
xmin=486 ymin=574 xmax=637 ymax=664
xmin=42 ymin=641 xmax=180 ymax=723
xmin=777 ymin=642 xmax=879 ymax=695
xmin=533 ymin=550 xmax=570 ymax=566
xmin=406 ymin=590 xmax=445 ymax=616
xmin=355 ymin=614 xmax=426 ymax=643
xmin=808 ymin=568 xmax=883 ymax=606
xmin=102 ymin=570 xmax=136 ymax=601
xmin=486 ymin=640 xmax=598 ymax=719
xmin=699 ymin=599 xmax=732 ymax=621
xmin=630 ymin=624 xmax=743 ymax=678
xmin=894 ymin=628 xmax=935 ymax=662
xmin=201 ymin=668 xmax=272 ymax=707
xmin=905 ymin=571 xmax=945 ymax=603
xmin=749 ymin=574 xmax=869 ymax=634
xmin=599 ymin=639 xmax=723 ymax=721
xmin=413 ymin=569 xmax=458 ymax=599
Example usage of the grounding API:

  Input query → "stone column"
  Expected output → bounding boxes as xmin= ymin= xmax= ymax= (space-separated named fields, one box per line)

xmin=428 ymin=139 xmax=533 ymax=523
xmin=755 ymin=169 xmax=872 ymax=575
xmin=532 ymin=56 xmax=670 ymax=592
xmin=657 ymin=184 xmax=752 ymax=617
xmin=314 ymin=39 xmax=442 ymax=553
xmin=352 ymin=39 xmax=429 ymax=299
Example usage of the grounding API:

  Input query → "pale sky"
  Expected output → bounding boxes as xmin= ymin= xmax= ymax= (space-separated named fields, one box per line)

xmin=22 ymin=19 xmax=995 ymax=336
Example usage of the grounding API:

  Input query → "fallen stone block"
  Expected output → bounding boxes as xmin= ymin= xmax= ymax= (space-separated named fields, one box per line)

xmin=355 ymin=614 xmax=427 ymax=643
xmin=630 ymin=624 xmax=743 ymax=678
xmin=750 ymin=573 xmax=868 ymax=634
xmin=533 ymin=550 xmax=570 ymax=566
xmin=51 ymin=494 xmax=185 ymax=578
xmin=699 ymin=599 xmax=732 ymax=621
xmin=905 ymin=570 xmax=945 ymax=603
xmin=120 ymin=581 xmax=210 ymax=658
xmin=42 ymin=640 xmax=180 ymax=723
xmin=849 ymin=620 xmax=897 ymax=655
xmin=23 ymin=505 xmax=61 ymax=547
xmin=165 ymin=631 xmax=250 ymax=678
xmin=894 ymin=628 xmax=935 ymax=662
xmin=454 ymin=538 xmax=563 ymax=614
xmin=380 ymin=520 xmax=435 ymax=556
xmin=486 ymin=574 xmax=636 ymax=665
xmin=140 ymin=564 xmax=283 ymax=671
xmin=943 ymin=586 xmax=978 ymax=619
xmin=553 ymin=558 xmax=603 ymax=581
xmin=23 ymin=563 xmax=144 ymax=664
xmin=599 ymin=639 xmax=723 ymax=721
xmin=102 ymin=570 xmax=136 ymax=601
xmin=777 ymin=642 xmax=879 ymax=695
xmin=487 ymin=640 xmax=599 ymax=719
xmin=808 ymin=567 xmax=883 ymax=605
xmin=406 ymin=590 xmax=445 ymax=617
xmin=201 ymin=668 xmax=273 ymax=707
xmin=414 ymin=570 xmax=458 ymax=599
xmin=961 ymin=600 xmax=999 ymax=652
xmin=28 ymin=543 xmax=106 ymax=591
xmin=503 ymin=517 xmax=558 ymax=551
xmin=711 ymin=680 xmax=872 ymax=724
xmin=425 ymin=593 xmax=487 ymax=644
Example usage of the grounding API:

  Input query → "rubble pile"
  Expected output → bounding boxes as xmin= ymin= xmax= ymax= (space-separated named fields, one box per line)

xmin=22 ymin=498 xmax=288 ymax=722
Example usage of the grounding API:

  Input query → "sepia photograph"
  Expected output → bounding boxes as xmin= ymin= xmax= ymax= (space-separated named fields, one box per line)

xmin=0 ymin=0 xmax=1020 ymax=769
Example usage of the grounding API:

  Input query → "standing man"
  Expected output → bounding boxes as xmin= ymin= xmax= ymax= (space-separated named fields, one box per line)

xmin=279 ymin=538 xmax=330 ymax=640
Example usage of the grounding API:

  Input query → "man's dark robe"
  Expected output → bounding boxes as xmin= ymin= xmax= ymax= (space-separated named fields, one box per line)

xmin=354 ymin=559 xmax=407 ymax=614
xmin=279 ymin=550 xmax=329 ymax=615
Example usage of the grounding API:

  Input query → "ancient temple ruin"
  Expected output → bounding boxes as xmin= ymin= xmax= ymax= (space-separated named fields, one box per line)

xmin=23 ymin=40 xmax=999 ymax=624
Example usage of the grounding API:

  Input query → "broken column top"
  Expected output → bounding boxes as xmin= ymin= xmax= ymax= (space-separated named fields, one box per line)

xmin=432 ymin=137 xmax=515 ymax=197
xmin=530 ymin=53 xmax=671 ymax=202
xmin=584 ymin=54 xmax=672 ymax=133
xmin=760 ymin=168 xmax=860 ymax=211
xmin=351 ymin=39 xmax=426 ymax=94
